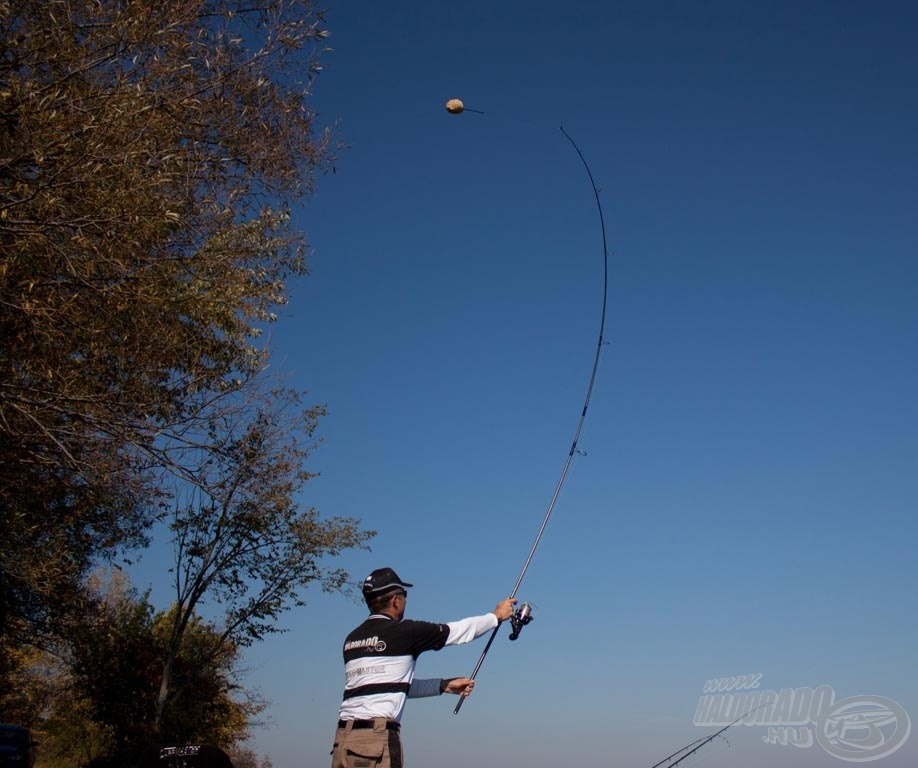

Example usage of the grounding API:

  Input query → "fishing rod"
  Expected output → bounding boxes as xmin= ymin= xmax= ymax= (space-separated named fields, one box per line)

xmin=646 ymin=705 xmax=765 ymax=768
xmin=454 ymin=126 xmax=609 ymax=714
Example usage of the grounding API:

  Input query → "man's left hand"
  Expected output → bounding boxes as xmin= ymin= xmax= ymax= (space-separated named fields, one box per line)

xmin=442 ymin=678 xmax=475 ymax=697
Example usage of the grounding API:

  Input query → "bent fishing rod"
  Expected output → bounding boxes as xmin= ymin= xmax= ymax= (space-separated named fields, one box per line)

xmin=455 ymin=126 xmax=609 ymax=714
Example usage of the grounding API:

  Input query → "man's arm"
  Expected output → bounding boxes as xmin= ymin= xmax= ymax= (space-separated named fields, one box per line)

xmin=407 ymin=677 xmax=475 ymax=698
xmin=407 ymin=677 xmax=443 ymax=698
xmin=444 ymin=598 xmax=516 ymax=646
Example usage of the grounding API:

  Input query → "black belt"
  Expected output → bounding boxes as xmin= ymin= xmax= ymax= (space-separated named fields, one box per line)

xmin=338 ymin=719 xmax=400 ymax=731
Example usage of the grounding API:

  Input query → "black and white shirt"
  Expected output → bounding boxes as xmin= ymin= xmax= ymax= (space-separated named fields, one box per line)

xmin=338 ymin=612 xmax=498 ymax=721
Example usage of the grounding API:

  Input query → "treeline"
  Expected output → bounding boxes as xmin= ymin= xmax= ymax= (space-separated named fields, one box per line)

xmin=6 ymin=572 xmax=266 ymax=767
xmin=0 ymin=1 xmax=371 ymax=765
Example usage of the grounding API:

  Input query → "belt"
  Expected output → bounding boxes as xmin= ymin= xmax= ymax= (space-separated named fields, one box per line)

xmin=338 ymin=719 xmax=400 ymax=731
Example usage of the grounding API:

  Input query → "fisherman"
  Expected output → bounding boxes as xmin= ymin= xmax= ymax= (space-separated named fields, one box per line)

xmin=331 ymin=567 xmax=516 ymax=768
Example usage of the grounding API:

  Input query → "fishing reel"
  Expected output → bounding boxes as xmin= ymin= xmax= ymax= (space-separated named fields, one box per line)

xmin=508 ymin=602 xmax=534 ymax=641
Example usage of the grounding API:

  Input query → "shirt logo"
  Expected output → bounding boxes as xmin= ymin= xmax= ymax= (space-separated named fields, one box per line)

xmin=344 ymin=635 xmax=387 ymax=653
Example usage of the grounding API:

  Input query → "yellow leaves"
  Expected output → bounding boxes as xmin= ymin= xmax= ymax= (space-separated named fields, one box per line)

xmin=2 ymin=0 xmax=335 ymax=556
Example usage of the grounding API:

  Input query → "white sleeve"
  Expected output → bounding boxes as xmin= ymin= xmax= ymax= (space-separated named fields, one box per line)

xmin=444 ymin=613 xmax=498 ymax=646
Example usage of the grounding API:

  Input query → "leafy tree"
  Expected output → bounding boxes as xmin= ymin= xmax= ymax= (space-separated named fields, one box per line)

xmin=67 ymin=572 xmax=162 ymax=757
xmin=0 ymin=0 xmax=340 ymax=644
xmin=153 ymin=608 xmax=264 ymax=748
xmin=31 ymin=675 xmax=115 ymax=768
xmin=0 ymin=640 xmax=60 ymax=726
xmin=1 ymin=625 xmax=113 ymax=767
xmin=227 ymin=746 xmax=273 ymax=768
xmin=18 ymin=571 xmax=270 ymax=766
xmin=155 ymin=390 xmax=373 ymax=727
xmin=0 ymin=575 xmax=153 ymax=767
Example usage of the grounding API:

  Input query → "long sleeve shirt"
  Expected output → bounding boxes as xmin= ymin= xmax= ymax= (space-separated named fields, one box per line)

xmin=337 ymin=612 xmax=498 ymax=721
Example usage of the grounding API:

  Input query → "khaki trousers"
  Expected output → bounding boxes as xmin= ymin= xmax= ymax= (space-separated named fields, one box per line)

xmin=331 ymin=719 xmax=403 ymax=768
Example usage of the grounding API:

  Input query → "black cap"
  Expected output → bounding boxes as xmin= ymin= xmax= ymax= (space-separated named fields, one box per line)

xmin=361 ymin=567 xmax=413 ymax=599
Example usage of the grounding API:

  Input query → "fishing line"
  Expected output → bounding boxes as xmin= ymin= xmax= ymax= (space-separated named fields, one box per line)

xmin=454 ymin=126 xmax=610 ymax=714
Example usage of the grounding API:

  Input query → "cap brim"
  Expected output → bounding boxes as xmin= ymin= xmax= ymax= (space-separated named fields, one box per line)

xmin=363 ymin=580 xmax=413 ymax=595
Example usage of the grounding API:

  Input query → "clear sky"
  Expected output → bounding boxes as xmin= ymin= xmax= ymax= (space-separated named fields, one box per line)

xmin=132 ymin=2 xmax=917 ymax=766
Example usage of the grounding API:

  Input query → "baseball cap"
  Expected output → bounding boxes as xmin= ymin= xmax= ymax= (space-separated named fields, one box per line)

xmin=361 ymin=567 xmax=413 ymax=598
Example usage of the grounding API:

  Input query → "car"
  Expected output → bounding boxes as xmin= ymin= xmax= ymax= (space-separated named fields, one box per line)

xmin=0 ymin=724 xmax=37 ymax=768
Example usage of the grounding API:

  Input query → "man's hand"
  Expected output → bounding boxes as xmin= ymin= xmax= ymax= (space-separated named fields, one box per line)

xmin=442 ymin=677 xmax=475 ymax=697
xmin=493 ymin=597 xmax=517 ymax=622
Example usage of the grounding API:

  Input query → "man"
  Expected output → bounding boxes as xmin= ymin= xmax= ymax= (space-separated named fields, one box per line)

xmin=331 ymin=567 xmax=516 ymax=768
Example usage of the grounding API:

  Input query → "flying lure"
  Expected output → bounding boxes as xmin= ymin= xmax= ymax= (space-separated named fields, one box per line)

xmin=445 ymin=97 xmax=484 ymax=114
xmin=451 ymin=115 xmax=610 ymax=714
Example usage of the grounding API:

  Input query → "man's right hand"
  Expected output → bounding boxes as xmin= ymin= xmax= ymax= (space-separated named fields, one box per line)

xmin=493 ymin=597 xmax=517 ymax=622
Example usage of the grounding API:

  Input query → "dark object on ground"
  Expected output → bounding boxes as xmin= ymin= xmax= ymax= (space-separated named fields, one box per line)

xmin=136 ymin=744 xmax=234 ymax=768
xmin=0 ymin=724 xmax=38 ymax=768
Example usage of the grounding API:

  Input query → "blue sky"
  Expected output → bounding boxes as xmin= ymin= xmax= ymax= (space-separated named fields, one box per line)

xmin=132 ymin=2 xmax=917 ymax=766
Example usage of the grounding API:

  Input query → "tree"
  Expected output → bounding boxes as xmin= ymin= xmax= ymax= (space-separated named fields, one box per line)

xmin=15 ymin=571 xmax=271 ymax=767
xmin=0 ymin=0 xmax=341 ymax=644
xmin=227 ymin=746 xmax=273 ymax=768
xmin=0 ymin=640 xmax=61 ymax=726
xmin=0 ymin=573 xmax=157 ymax=767
xmin=67 ymin=572 xmax=162 ymax=758
xmin=154 ymin=388 xmax=373 ymax=727
xmin=153 ymin=608 xmax=264 ymax=749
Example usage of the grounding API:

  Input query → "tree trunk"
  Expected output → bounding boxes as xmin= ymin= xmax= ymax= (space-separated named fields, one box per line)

xmin=154 ymin=647 xmax=176 ymax=732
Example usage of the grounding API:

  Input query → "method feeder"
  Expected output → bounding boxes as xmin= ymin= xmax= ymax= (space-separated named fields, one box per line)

xmin=453 ymin=125 xmax=610 ymax=714
xmin=445 ymin=98 xmax=484 ymax=115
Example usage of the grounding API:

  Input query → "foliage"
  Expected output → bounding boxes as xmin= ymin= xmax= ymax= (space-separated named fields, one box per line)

xmin=68 ymin=572 xmax=162 ymax=754
xmin=1 ymin=3 xmax=370 ymax=760
xmin=0 ymin=640 xmax=62 ymax=726
xmin=155 ymin=387 xmax=373 ymax=725
xmin=227 ymin=746 xmax=273 ymax=768
xmin=0 ymin=0 xmax=337 ymax=644
xmin=33 ymin=687 xmax=114 ymax=768
xmin=153 ymin=607 xmax=265 ymax=747
xmin=9 ymin=571 xmax=270 ymax=767
xmin=0 ymin=637 xmax=113 ymax=767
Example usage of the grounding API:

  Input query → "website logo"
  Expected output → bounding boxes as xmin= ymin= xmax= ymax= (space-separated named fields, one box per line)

xmin=694 ymin=675 xmax=910 ymax=762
